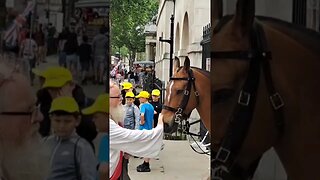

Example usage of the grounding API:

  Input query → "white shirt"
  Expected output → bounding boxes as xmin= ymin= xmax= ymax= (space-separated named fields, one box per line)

xmin=109 ymin=119 xmax=163 ymax=178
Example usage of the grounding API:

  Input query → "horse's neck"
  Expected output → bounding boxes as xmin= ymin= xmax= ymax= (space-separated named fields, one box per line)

xmin=262 ymin=24 xmax=320 ymax=179
xmin=194 ymin=71 xmax=211 ymax=133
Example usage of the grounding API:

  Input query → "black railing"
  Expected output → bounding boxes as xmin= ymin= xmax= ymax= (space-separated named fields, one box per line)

xmin=201 ymin=23 xmax=211 ymax=71
xmin=292 ymin=0 xmax=307 ymax=27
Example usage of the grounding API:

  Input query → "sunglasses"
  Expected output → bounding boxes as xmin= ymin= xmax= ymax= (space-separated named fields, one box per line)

xmin=110 ymin=94 xmax=123 ymax=99
xmin=0 ymin=104 xmax=41 ymax=120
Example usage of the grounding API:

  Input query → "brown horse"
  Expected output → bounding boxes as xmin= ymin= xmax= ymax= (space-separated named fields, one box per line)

xmin=162 ymin=56 xmax=211 ymax=134
xmin=211 ymin=0 xmax=320 ymax=179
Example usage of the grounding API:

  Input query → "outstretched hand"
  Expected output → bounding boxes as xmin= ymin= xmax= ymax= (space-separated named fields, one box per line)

xmin=157 ymin=113 xmax=163 ymax=125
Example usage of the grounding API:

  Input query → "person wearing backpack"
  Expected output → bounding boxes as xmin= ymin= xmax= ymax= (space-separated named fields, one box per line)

xmin=123 ymin=91 xmax=140 ymax=130
xmin=44 ymin=96 xmax=97 ymax=180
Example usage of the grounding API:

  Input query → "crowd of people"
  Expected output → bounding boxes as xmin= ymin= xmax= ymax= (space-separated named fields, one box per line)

xmin=111 ymin=62 xmax=163 ymax=95
xmin=0 ymin=54 xmax=165 ymax=180
xmin=10 ymin=22 xmax=108 ymax=87
xmin=57 ymin=24 xmax=108 ymax=85
xmin=109 ymin=80 xmax=164 ymax=179
xmin=0 ymin=58 xmax=110 ymax=179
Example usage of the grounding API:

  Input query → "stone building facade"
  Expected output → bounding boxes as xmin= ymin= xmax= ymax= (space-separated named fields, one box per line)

xmin=155 ymin=0 xmax=210 ymax=82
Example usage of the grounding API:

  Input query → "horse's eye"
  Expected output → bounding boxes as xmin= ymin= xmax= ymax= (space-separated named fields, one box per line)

xmin=213 ymin=89 xmax=235 ymax=104
xmin=177 ymin=90 xmax=184 ymax=95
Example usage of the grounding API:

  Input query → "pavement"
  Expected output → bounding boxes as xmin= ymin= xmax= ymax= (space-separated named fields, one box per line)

xmin=128 ymin=140 xmax=210 ymax=180
xmin=32 ymin=54 xmax=105 ymax=98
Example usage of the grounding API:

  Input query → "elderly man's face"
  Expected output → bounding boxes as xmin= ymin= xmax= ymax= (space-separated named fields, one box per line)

xmin=0 ymin=73 xmax=43 ymax=144
xmin=110 ymin=84 xmax=124 ymax=123
xmin=0 ymin=67 xmax=49 ymax=180
xmin=110 ymin=85 xmax=122 ymax=108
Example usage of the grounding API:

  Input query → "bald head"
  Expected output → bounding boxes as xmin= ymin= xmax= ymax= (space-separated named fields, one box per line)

xmin=0 ymin=63 xmax=41 ymax=145
xmin=0 ymin=61 xmax=49 ymax=179
xmin=110 ymin=80 xmax=121 ymax=107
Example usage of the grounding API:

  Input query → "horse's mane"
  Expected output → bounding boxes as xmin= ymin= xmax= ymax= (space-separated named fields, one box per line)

xmin=213 ymin=15 xmax=320 ymax=55
xmin=256 ymin=16 xmax=320 ymax=55
xmin=191 ymin=67 xmax=210 ymax=78
xmin=176 ymin=66 xmax=210 ymax=78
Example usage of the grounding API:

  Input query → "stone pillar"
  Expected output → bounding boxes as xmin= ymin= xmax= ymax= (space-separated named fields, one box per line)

xmin=145 ymin=43 xmax=151 ymax=61
xmin=150 ymin=43 xmax=156 ymax=60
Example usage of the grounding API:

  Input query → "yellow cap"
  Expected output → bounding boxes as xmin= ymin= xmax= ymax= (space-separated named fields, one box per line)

xmin=125 ymin=92 xmax=135 ymax=98
xmin=32 ymin=68 xmax=44 ymax=77
xmin=151 ymin=89 xmax=161 ymax=96
xmin=122 ymin=82 xmax=133 ymax=90
xmin=49 ymin=96 xmax=79 ymax=113
xmin=41 ymin=67 xmax=73 ymax=88
xmin=136 ymin=91 xmax=150 ymax=99
xmin=82 ymin=93 xmax=109 ymax=115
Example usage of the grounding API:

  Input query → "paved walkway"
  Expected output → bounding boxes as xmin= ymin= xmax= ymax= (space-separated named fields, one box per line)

xmin=128 ymin=140 xmax=210 ymax=180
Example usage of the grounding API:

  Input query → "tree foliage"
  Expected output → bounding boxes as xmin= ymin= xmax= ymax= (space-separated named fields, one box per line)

xmin=110 ymin=0 xmax=158 ymax=59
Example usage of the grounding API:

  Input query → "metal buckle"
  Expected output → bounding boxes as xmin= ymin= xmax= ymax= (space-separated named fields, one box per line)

xmin=270 ymin=92 xmax=284 ymax=110
xmin=181 ymin=120 xmax=188 ymax=133
xmin=176 ymin=108 xmax=183 ymax=114
xmin=215 ymin=147 xmax=231 ymax=163
xmin=174 ymin=114 xmax=182 ymax=123
xmin=212 ymin=164 xmax=229 ymax=180
xmin=184 ymin=90 xmax=190 ymax=95
xmin=238 ymin=91 xmax=251 ymax=106
xmin=194 ymin=91 xmax=200 ymax=96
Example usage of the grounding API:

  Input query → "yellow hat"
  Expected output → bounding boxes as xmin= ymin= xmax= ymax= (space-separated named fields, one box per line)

xmin=82 ymin=93 xmax=109 ymax=115
xmin=151 ymin=89 xmax=161 ymax=96
xmin=125 ymin=92 xmax=135 ymax=98
xmin=42 ymin=67 xmax=73 ymax=88
xmin=122 ymin=82 xmax=133 ymax=90
xmin=49 ymin=96 xmax=79 ymax=113
xmin=136 ymin=91 xmax=150 ymax=99
xmin=32 ymin=68 xmax=44 ymax=77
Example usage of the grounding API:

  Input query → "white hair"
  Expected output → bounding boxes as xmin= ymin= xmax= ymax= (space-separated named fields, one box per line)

xmin=0 ymin=135 xmax=51 ymax=180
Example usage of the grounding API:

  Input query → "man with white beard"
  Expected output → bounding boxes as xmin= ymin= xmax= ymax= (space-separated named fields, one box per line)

xmin=0 ymin=61 xmax=50 ymax=180
xmin=109 ymin=81 xmax=164 ymax=180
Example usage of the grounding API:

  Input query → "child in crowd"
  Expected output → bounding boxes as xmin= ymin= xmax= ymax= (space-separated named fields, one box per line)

xmin=44 ymin=96 xmax=97 ymax=180
xmin=124 ymin=91 xmax=140 ymax=130
xmin=150 ymin=89 xmax=162 ymax=127
xmin=82 ymin=94 xmax=109 ymax=180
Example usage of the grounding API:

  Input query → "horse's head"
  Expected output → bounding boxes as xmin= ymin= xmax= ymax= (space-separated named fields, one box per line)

xmin=162 ymin=56 xmax=199 ymax=133
xmin=212 ymin=0 xmax=278 ymax=179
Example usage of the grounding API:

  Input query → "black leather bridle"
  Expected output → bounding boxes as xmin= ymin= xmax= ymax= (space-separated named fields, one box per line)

xmin=211 ymin=15 xmax=285 ymax=180
xmin=163 ymin=68 xmax=200 ymax=135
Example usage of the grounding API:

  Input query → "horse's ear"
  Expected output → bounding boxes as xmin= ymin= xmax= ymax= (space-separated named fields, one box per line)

xmin=233 ymin=0 xmax=255 ymax=36
xmin=173 ymin=56 xmax=180 ymax=72
xmin=212 ymin=0 xmax=223 ymax=23
xmin=184 ymin=56 xmax=190 ymax=71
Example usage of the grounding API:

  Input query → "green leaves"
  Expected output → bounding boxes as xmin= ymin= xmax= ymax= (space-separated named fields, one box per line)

xmin=110 ymin=0 xmax=158 ymax=58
